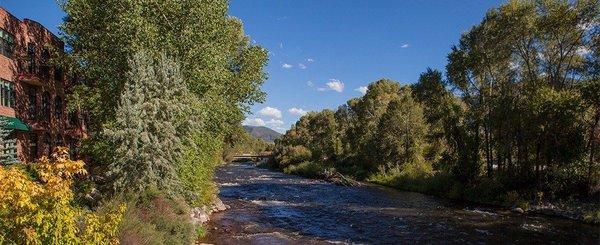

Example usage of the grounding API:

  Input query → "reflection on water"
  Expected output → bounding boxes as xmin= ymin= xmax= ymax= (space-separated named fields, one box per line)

xmin=202 ymin=163 xmax=599 ymax=244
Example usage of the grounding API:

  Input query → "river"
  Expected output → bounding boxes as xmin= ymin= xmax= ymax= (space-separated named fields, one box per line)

xmin=201 ymin=163 xmax=599 ymax=244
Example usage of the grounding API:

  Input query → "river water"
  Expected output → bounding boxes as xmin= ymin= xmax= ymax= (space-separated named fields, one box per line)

xmin=201 ymin=163 xmax=599 ymax=244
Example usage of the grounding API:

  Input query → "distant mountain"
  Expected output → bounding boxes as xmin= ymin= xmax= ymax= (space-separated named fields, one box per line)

xmin=243 ymin=125 xmax=282 ymax=142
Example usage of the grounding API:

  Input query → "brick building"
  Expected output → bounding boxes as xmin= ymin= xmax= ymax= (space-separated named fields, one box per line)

xmin=0 ymin=7 xmax=86 ymax=163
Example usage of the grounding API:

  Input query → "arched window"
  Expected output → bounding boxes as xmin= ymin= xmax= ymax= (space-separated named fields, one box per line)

xmin=55 ymin=96 xmax=63 ymax=120
xmin=27 ymin=86 xmax=37 ymax=119
xmin=41 ymin=91 xmax=50 ymax=121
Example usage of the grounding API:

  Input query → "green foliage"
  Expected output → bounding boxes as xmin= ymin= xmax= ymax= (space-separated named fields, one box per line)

xmin=222 ymin=126 xmax=271 ymax=162
xmin=274 ymin=145 xmax=312 ymax=168
xmin=61 ymin=0 xmax=268 ymax=134
xmin=105 ymin=51 xmax=198 ymax=196
xmin=177 ymin=131 xmax=222 ymax=206
xmin=583 ymin=210 xmax=600 ymax=224
xmin=283 ymin=161 xmax=326 ymax=179
xmin=374 ymin=87 xmax=428 ymax=171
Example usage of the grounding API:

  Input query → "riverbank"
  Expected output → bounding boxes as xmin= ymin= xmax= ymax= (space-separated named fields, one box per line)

xmin=202 ymin=162 xmax=599 ymax=244
xmin=258 ymin=160 xmax=600 ymax=225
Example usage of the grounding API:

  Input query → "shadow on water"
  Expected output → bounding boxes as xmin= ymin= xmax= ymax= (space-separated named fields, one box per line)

xmin=202 ymin=162 xmax=599 ymax=244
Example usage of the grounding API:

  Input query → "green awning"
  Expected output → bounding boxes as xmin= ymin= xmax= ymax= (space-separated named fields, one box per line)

xmin=1 ymin=116 xmax=30 ymax=131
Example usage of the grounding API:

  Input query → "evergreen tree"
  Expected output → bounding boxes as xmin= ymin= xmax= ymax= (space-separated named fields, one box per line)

xmin=104 ymin=51 xmax=197 ymax=195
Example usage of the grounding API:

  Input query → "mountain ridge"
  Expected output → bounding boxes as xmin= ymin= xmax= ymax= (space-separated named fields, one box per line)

xmin=243 ymin=125 xmax=282 ymax=142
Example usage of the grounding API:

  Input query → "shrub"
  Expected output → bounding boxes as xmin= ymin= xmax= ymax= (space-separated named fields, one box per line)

xmin=368 ymin=159 xmax=434 ymax=193
xmin=118 ymin=190 xmax=195 ymax=245
xmin=177 ymin=132 xmax=221 ymax=206
xmin=583 ymin=210 xmax=600 ymax=224
xmin=275 ymin=145 xmax=312 ymax=167
xmin=283 ymin=161 xmax=325 ymax=179
xmin=0 ymin=147 xmax=124 ymax=244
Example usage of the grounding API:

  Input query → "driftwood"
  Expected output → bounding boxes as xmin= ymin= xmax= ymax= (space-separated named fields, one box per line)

xmin=322 ymin=169 xmax=361 ymax=187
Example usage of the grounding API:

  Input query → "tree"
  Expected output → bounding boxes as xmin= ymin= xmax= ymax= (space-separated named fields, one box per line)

xmin=374 ymin=87 xmax=428 ymax=171
xmin=60 ymin=0 xmax=268 ymax=164
xmin=104 ymin=51 xmax=197 ymax=195
xmin=350 ymin=79 xmax=402 ymax=169
xmin=446 ymin=0 xmax=598 ymax=183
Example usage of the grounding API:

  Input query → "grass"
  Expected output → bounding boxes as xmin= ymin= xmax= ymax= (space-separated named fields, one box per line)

xmin=117 ymin=190 xmax=196 ymax=245
xmin=283 ymin=161 xmax=326 ymax=179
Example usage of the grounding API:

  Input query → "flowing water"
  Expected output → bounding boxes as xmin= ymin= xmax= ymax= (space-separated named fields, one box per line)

xmin=201 ymin=163 xmax=599 ymax=244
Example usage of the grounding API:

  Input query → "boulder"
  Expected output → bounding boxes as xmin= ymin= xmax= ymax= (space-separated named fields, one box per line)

xmin=212 ymin=198 xmax=227 ymax=212
xmin=191 ymin=207 xmax=210 ymax=224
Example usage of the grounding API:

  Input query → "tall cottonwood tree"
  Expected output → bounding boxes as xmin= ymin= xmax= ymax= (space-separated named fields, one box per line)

xmin=446 ymin=0 xmax=598 ymax=182
xmin=60 ymin=0 xmax=268 ymax=142
xmin=374 ymin=88 xmax=428 ymax=171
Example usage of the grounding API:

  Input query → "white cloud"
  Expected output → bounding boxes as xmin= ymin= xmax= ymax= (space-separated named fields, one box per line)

xmin=298 ymin=63 xmax=307 ymax=69
xmin=325 ymin=79 xmax=344 ymax=92
xmin=242 ymin=118 xmax=265 ymax=127
xmin=401 ymin=43 xmax=410 ymax=48
xmin=316 ymin=87 xmax=327 ymax=91
xmin=288 ymin=107 xmax=308 ymax=116
xmin=354 ymin=86 xmax=368 ymax=95
xmin=307 ymin=81 xmax=314 ymax=87
xmin=307 ymin=58 xmax=314 ymax=62
xmin=265 ymin=119 xmax=284 ymax=127
xmin=576 ymin=46 xmax=591 ymax=56
xmin=279 ymin=42 xmax=284 ymax=49
xmin=258 ymin=106 xmax=282 ymax=119
xmin=282 ymin=63 xmax=293 ymax=69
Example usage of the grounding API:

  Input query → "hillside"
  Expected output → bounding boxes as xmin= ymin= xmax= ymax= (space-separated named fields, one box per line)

xmin=243 ymin=125 xmax=282 ymax=142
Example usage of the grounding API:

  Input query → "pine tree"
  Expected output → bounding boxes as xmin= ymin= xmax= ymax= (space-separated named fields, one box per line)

xmin=104 ymin=51 xmax=198 ymax=195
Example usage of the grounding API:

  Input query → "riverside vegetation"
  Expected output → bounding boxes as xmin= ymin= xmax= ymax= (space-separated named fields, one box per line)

xmin=1 ymin=0 xmax=268 ymax=244
xmin=272 ymin=0 xmax=600 ymax=223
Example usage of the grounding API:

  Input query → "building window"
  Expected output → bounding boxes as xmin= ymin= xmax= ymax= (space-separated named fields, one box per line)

xmin=29 ymin=133 xmax=38 ymax=160
xmin=27 ymin=43 xmax=36 ymax=74
xmin=0 ymin=28 xmax=14 ymax=58
xmin=27 ymin=86 xmax=37 ymax=119
xmin=41 ymin=91 xmax=51 ymax=121
xmin=54 ymin=68 xmax=63 ymax=83
xmin=0 ymin=79 xmax=14 ymax=108
xmin=55 ymin=96 xmax=63 ymax=120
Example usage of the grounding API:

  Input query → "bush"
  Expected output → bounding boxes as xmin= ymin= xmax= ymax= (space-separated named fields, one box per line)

xmin=283 ymin=161 xmax=325 ymax=179
xmin=177 ymin=132 xmax=221 ymax=206
xmin=275 ymin=145 xmax=312 ymax=168
xmin=583 ymin=210 xmax=600 ymax=224
xmin=118 ymin=190 xmax=195 ymax=245
xmin=0 ymin=147 xmax=124 ymax=244
xmin=368 ymin=159 xmax=434 ymax=193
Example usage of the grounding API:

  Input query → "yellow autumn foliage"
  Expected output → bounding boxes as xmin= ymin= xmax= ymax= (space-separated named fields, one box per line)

xmin=0 ymin=147 xmax=125 ymax=244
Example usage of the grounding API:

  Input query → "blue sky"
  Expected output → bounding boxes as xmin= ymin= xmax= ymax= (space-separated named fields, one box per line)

xmin=3 ymin=0 xmax=503 ymax=133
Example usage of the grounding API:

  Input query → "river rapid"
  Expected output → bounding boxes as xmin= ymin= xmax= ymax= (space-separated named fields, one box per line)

xmin=201 ymin=163 xmax=599 ymax=244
